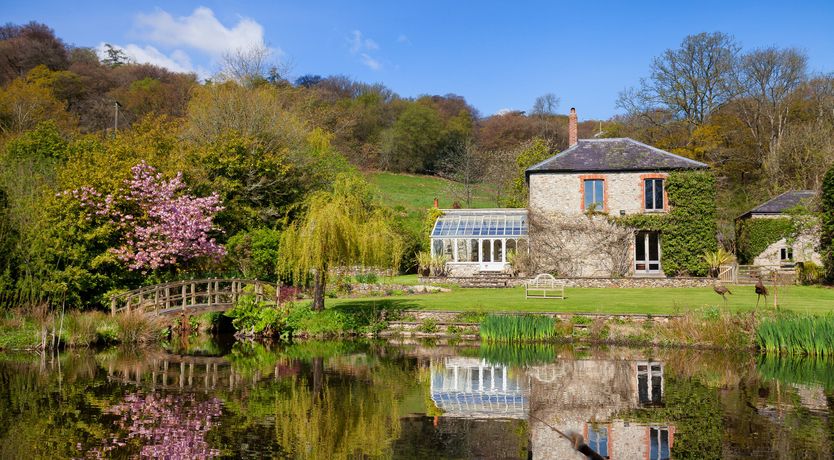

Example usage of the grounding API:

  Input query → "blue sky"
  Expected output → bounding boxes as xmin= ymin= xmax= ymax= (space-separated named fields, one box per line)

xmin=5 ymin=0 xmax=834 ymax=119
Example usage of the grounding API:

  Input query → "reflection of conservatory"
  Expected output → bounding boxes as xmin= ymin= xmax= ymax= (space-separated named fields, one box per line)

xmin=430 ymin=209 xmax=529 ymax=275
xmin=430 ymin=357 xmax=528 ymax=418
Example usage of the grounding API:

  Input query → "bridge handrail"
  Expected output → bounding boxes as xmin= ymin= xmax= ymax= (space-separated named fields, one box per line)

xmin=111 ymin=278 xmax=280 ymax=316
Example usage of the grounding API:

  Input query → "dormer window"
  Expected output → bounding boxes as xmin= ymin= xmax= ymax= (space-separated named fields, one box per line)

xmin=780 ymin=247 xmax=793 ymax=261
xmin=644 ymin=178 xmax=665 ymax=211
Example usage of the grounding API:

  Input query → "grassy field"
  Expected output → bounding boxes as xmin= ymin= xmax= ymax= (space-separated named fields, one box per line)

xmin=328 ymin=279 xmax=834 ymax=315
xmin=365 ymin=171 xmax=499 ymax=233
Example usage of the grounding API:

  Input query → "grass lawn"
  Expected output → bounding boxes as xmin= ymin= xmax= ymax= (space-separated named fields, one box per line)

xmin=326 ymin=278 xmax=834 ymax=315
xmin=365 ymin=171 xmax=499 ymax=233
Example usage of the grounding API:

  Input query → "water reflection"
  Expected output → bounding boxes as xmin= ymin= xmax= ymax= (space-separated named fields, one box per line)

xmin=0 ymin=340 xmax=832 ymax=459
xmin=431 ymin=357 xmax=527 ymax=418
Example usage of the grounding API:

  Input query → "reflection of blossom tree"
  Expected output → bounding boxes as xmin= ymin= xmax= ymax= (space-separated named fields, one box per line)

xmin=90 ymin=392 xmax=222 ymax=459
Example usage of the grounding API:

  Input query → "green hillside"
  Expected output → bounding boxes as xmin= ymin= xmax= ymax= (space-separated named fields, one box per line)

xmin=365 ymin=172 xmax=501 ymax=233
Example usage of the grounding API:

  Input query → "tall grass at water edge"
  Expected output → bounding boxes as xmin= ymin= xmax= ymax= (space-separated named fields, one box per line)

xmin=479 ymin=314 xmax=556 ymax=342
xmin=756 ymin=313 xmax=834 ymax=356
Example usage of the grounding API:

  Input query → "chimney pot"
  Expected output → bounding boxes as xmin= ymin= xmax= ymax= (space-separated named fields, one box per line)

xmin=569 ymin=107 xmax=578 ymax=147
xmin=433 ymin=197 xmax=439 ymax=208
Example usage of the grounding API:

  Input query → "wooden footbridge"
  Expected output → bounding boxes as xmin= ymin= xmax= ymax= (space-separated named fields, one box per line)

xmin=110 ymin=278 xmax=280 ymax=316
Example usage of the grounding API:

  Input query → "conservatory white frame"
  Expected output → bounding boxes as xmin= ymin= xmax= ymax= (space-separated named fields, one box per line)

xmin=430 ymin=209 xmax=529 ymax=272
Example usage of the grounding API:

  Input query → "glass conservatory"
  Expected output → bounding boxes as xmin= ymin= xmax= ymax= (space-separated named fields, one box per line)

xmin=430 ymin=209 xmax=529 ymax=272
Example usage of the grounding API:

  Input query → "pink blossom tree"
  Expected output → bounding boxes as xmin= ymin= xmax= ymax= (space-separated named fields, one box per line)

xmin=71 ymin=161 xmax=225 ymax=271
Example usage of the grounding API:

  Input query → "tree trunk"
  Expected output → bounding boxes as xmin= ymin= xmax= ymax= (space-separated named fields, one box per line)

xmin=312 ymin=268 xmax=326 ymax=312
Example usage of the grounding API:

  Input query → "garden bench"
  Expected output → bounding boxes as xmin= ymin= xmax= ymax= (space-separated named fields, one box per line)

xmin=525 ymin=273 xmax=565 ymax=299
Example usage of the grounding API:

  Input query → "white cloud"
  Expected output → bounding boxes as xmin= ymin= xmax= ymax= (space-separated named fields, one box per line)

xmin=397 ymin=34 xmax=411 ymax=45
xmin=360 ymin=53 xmax=381 ymax=71
xmin=96 ymin=42 xmax=196 ymax=74
xmin=495 ymin=108 xmax=514 ymax=116
xmin=98 ymin=7 xmax=274 ymax=78
xmin=348 ymin=30 xmax=382 ymax=70
xmin=135 ymin=7 xmax=266 ymax=57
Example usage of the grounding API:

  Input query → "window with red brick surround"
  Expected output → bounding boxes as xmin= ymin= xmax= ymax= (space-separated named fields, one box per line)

xmin=640 ymin=173 xmax=669 ymax=212
xmin=579 ymin=174 xmax=608 ymax=213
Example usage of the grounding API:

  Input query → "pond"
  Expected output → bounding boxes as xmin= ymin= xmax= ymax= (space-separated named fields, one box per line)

xmin=0 ymin=337 xmax=832 ymax=459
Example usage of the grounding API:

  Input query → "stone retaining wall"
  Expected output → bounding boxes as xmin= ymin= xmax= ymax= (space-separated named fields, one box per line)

xmin=420 ymin=276 xmax=715 ymax=288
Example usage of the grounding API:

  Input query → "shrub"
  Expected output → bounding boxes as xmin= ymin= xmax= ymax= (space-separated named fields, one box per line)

xmin=224 ymin=295 xmax=288 ymax=337
xmin=354 ymin=272 xmax=379 ymax=284
xmin=115 ymin=311 xmax=163 ymax=343
xmin=701 ymin=248 xmax=734 ymax=277
xmin=821 ymin=165 xmax=834 ymax=282
xmin=417 ymin=318 xmax=438 ymax=333
xmin=796 ymin=261 xmax=822 ymax=285
xmin=64 ymin=311 xmax=104 ymax=346
xmin=416 ymin=251 xmax=432 ymax=276
xmin=224 ymin=228 xmax=282 ymax=281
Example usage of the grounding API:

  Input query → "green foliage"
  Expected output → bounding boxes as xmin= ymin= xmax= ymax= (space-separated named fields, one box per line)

xmin=479 ymin=314 xmax=556 ymax=342
xmin=284 ymin=301 xmax=391 ymax=336
xmin=620 ymin=377 xmax=723 ymax=460
xmin=757 ymin=355 xmax=834 ymax=391
xmin=381 ymin=102 xmax=444 ymax=172
xmin=417 ymin=318 xmax=438 ymax=333
xmin=756 ymin=313 xmax=834 ymax=356
xmin=796 ymin=261 xmax=822 ymax=285
xmin=225 ymin=228 xmax=282 ymax=281
xmin=615 ymin=170 xmax=717 ymax=276
xmin=736 ymin=217 xmax=794 ymax=264
xmin=821 ymin=165 xmax=834 ymax=282
xmin=278 ymin=173 xmax=404 ymax=310
xmin=701 ymin=248 xmax=733 ymax=276
xmin=353 ymin=272 xmax=378 ymax=284
xmin=501 ymin=137 xmax=552 ymax=207
xmin=224 ymin=294 xmax=288 ymax=337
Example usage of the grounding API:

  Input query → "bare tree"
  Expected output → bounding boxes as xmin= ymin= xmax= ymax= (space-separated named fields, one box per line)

xmin=216 ymin=45 xmax=289 ymax=87
xmin=439 ymin=140 xmax=482 ymax=207
xmin=617 ymin=32 xmax=739 ymax=128
xmin=531 ymin=93 xmax=560 ymax=138
xmin=735 ymin=47 xmax=807 ymax=178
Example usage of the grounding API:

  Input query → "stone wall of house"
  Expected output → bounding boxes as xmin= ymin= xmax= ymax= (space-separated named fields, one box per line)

xmin=445 ymin=263 xmax=485 ymax=277
xmin=752 ymin=231 xmax=821 ymax=266
xmin=529 ymin=171 xmax=666 ymax=216
xmin=528 ymin=213 xmax=634 ymax=278
xmin=420 ymin=276 xmax=714 ymax=288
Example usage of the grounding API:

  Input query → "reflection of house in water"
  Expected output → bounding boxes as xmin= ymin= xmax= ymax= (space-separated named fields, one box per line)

xmin=430 ymin=357 xmax=528 ymax=419
xmin=527 ymin=359 xmax=673 ymax=460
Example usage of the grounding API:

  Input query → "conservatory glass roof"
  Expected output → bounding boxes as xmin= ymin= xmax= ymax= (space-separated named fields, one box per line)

xmin=431 ymin=210 xmax=528 ymax=238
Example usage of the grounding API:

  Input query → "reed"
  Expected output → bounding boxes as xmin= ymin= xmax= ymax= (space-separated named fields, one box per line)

xmin=756 ymin=313 xmax=834 ymax=356
xmin=479 ymin=342 xmax=557 ymax=366
xmin=479 ymin=314 xmax=556 ymax=342
xmin=757 ymin=355 xmax=834 ymax=390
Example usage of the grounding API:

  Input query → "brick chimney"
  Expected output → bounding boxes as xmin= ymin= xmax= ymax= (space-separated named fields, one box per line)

xmin=568 ymin=107 xmax=578 ymax=146
xmin=433 ymin=197 xmax=439 ymax=208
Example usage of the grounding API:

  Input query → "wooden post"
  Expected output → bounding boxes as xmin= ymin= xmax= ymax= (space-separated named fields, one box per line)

xmin=111 ymin=297 xmax=116 ymax=316
xmin=207 ymin=280 xmax=212 ymax=307
xmin=165 ymin=286 xmax=171 ymax=308
xmin=191 ymin=281 xmax=196 ymax=306
xmin=276 ymin=282 xmax=281 ymax=307
xmin=214 ymin=279 xmax=219 ymax=304
xmin=126 ymin=295 xmax=132 ymax=313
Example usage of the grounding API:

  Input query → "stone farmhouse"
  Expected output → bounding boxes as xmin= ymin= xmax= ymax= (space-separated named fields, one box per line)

xmin=736 ymin=190 xmax=820 ymax=267
xmin=430 ymin=108 xmax=712 ymax=279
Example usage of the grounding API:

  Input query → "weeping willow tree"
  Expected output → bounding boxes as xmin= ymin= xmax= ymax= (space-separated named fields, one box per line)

xmin=278 ymin=174 xmax=404 ymax=311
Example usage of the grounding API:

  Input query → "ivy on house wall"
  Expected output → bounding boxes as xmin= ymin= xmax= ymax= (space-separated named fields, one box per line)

xmin=735 ymin=217 xmax=794 ymax=264
xmin=613 ymin=170 xmax=717 ymax=277
xmin=821 ymin=165 xmax=834 ymax=282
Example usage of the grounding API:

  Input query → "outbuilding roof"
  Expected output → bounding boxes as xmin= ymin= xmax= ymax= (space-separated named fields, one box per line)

xmin=525 ymin=138 xmax=708 ymax=177
xmin=739 ymin=190 xmax=817 ymax=219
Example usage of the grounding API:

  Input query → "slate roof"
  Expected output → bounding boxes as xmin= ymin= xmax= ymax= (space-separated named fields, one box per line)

xmin=739 ymin=190 xmax=817 ymax=219
xmin=525 ymin=138 xmax=708 ymax=177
